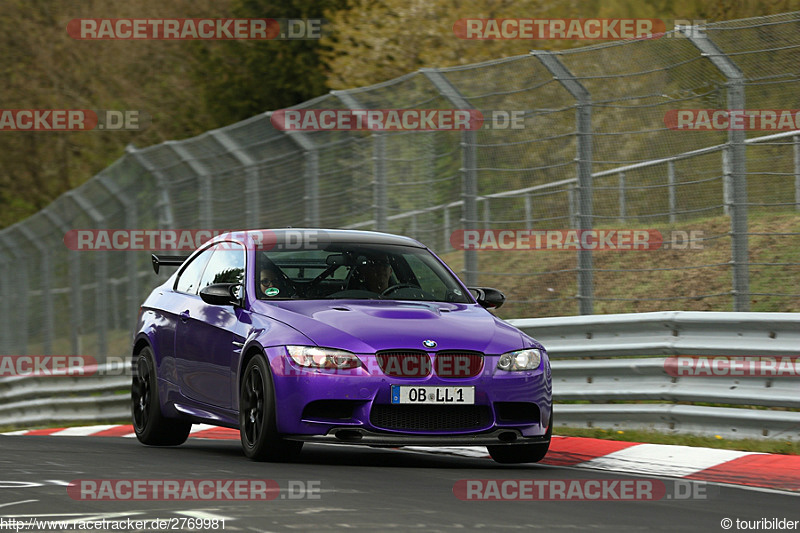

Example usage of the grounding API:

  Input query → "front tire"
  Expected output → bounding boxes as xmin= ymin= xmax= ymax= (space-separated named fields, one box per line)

xmin=132 ymin=347 xmax=191 ymax=446
xmin=239 ymin=355 xmax=303 ymax=462
xmin=488 ymin=415 xmax=552 ymax=464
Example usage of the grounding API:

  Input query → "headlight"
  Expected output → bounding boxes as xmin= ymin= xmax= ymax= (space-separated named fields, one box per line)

xmin=286 ymin=346 xmax=363 ymax=370
xmin=497 ymin=349 xmax=542 ymax=371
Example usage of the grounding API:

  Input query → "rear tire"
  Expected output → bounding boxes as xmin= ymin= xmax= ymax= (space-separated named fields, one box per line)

xmin=132 ymin=347 xmax=191 ymax=446
xmin=488 ymin=415 xmax=552 ymax=464
xmin=239 ymin=355 xmax=303 ymax=462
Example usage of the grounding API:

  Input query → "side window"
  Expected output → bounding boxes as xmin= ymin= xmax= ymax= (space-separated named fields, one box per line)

xmin=175 ymin=247 xmax=215 ymax=294
xmin=198 ymin=243 xmax=245 ymax=292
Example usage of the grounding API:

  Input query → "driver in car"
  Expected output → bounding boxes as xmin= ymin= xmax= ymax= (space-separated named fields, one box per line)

xmin=350 ymin=253 xmax=393 ymax=293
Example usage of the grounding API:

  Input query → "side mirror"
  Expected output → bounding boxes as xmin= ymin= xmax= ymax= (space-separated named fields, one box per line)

xmin=199 ymin=283 xmax=241 ymax=306
xmin=468 ymin=287 xmax=506 ymax=309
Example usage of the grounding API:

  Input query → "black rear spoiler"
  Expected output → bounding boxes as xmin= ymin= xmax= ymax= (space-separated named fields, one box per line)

xmin=151 ymin=254 xmax=190 ymax=274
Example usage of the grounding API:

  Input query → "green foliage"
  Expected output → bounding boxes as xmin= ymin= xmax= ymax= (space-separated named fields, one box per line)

xmin=193 ymin=0 xmax=349 ymax=124
xmin=0 ymin=0 xmax=797 ymax=229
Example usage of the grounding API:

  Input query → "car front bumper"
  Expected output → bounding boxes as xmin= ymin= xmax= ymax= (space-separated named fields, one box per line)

xmin=268 ymin=351 xmax=552 ymax=440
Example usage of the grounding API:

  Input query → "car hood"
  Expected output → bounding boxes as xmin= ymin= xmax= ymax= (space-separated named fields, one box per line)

xmin=251 ymin=299 xmax=531 ymax=354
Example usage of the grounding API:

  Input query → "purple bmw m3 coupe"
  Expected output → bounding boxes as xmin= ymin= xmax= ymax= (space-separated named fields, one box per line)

xmin=131 ymin=229 xmax=552 ymax=463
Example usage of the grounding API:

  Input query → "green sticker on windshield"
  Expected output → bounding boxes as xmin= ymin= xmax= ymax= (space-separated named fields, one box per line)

xmin=265 ymin=287 xmax=280 ymax=297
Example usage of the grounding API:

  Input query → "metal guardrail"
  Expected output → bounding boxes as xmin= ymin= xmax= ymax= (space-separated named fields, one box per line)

xmin=0 ymin=364 xmax=129 ymax=428
xmin=508 ymin=311 xmax=800 ymax=439
xmin=1 ymin=312 xmax=799 ymax=439
xmin=508 ymin=311 xmax=800 ymax=358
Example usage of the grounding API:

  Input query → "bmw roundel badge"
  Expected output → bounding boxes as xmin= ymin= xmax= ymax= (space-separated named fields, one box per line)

xmin=423 ymin=339 xmax=437 ymax=348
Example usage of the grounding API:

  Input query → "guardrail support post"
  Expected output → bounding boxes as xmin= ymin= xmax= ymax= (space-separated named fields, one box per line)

xmin=682 ymin=25 xmax=750 ymax=311
xmin=533 ymin=50 xmax=594 ymax=314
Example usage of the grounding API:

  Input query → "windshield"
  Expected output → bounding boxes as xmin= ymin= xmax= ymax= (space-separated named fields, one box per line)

xmin=256 ymin=243 xmax=470 ymax=303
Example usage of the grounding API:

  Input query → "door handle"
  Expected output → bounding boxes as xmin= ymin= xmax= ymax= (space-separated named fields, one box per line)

xmin=179 ymin=310 xmax=190 ymax=323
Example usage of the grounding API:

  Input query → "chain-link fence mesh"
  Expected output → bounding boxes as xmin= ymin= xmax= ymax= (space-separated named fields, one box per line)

xmin=1 ymin=13 xmax=799 ymax=362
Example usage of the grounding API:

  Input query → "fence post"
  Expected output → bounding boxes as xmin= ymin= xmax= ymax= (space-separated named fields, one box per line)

xmin=462 ymin=128 xmax=478 ymax=286
xmin=2 ymin=235 xmax=29 ymax=355
xmin=304 ymin=148 xmax=320 ymax=227
xmin=42 ymin=210 xmax=82 ymax=356
xmin=373 ymin=133 xmax=387 ymax=232
xmin=683 ymin=25 xmax=749 ymax=311
xmin=0 ymin=244 xmax=10 ymax=354
xmin=568 ymin=186 xmax=577 ymax=229
xmin=281 ymin=131 xmax=319 ymax=227
xmin=524 ymin=194 xmax=533 ymax=230
xmin=533 ymin=50 xmax=594 ymax=315
xmin=125 ymin=146 xmax=175 ymax=230
xmin=67 ymin=191 xmax=108 ymax=361
xmin=97 ymin=174 xmax=140 ymax=329
xmin=169 ymin=142 xmax=213 ymax=228
xmin=331 ymin=91 xmax=389 ymax=232
xmin=721 ymin=148 xmax=732 ymax=216
xmin=668 ymin=161 xmax=677 ymax=224
xmin=421 ymin=68 xmax=478 ymax=286
xmin=209 ymin=129 xmax=260 ymax=228
xmin=443 ymin=206 xmax=451 ymax=252
xmin=17 ymin=226 xmax=53 ymax=355
xmin=794 ymin=134 xmax=800 ymax=211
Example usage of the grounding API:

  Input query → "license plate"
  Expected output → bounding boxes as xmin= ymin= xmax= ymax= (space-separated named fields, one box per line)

xmin=391 ymin=385 xmax=475 ymax=405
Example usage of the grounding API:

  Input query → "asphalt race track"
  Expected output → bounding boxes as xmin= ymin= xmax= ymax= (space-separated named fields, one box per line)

xmin=0 ymin=435 xmax=797 ymax=532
